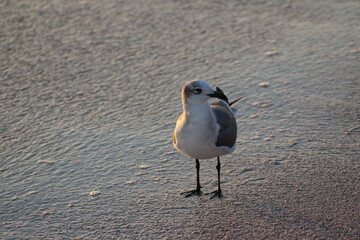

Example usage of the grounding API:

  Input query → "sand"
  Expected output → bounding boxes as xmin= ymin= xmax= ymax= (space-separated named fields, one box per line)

xmin=1 ymin=0 xmax=359 ymax=239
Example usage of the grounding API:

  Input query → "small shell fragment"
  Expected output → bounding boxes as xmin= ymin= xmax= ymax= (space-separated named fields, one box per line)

xmin=89 ymin=190 xmax=101 ymax=196
xmin=265 ymin=51 xmax=280 ymax=56
xmin=258 ymin=82 xmax=269 ymax=87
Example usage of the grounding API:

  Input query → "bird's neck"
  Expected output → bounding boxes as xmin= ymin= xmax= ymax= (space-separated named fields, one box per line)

xmin=182 ymin=100 xmax=213 ymax=120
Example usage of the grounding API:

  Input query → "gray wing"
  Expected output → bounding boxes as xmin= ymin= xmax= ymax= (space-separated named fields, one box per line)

xmin=211 ymin=101 xmax=237 ymax=148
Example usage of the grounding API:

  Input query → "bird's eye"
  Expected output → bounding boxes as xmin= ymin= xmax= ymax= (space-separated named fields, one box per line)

xmin=193 ymin=87 xmax=202 ymax=94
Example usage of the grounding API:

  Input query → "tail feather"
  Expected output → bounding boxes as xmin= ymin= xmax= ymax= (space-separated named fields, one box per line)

xmin=215 ymin=86 xmax=245 ymax=108
xmin=229 ymin=96 xmax=246 ymax=106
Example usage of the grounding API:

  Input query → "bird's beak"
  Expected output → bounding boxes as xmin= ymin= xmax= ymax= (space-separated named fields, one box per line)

xmin=207 ymin=88 xmax=229 ymax=103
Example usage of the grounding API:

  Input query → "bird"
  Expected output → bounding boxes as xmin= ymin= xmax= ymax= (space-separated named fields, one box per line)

xmin=173 ymin=80 xmax=243 ymax=198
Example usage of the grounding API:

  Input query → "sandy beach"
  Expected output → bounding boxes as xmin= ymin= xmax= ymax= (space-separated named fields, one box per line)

xmin=1 ymin=0 xmax=359 ymax=239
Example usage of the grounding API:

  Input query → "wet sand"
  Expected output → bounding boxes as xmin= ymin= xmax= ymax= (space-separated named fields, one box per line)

xmin=1 ymin=0 xmax=359 ymax=239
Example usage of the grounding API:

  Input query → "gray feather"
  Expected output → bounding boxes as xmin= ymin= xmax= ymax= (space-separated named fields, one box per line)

xmin=211 ymin=101 xmax=237 ymax=148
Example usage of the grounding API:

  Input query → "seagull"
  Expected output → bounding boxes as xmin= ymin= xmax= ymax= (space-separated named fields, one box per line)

xmin=173 ymin=80 xmax=244 ymax=198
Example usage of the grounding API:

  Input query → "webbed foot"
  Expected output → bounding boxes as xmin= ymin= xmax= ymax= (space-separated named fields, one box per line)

xmin=181 ymin=188 xmax=202 ymax=198
xmin=206 ymin=189 xmax=223 ymax=199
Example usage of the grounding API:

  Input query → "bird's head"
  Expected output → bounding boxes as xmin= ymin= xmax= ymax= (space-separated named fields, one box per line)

xmin=182 ymin=80 xmax=228 ymax=104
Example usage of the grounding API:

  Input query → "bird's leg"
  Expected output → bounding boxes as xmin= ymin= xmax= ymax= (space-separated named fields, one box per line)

xmin=181 ymin=159 xmax=202 ymax=197
xmin=207 ymin=157 xmax=223 ymax=199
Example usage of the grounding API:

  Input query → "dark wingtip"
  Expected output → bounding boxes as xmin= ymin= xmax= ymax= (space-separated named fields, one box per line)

xmin=215 ymin=87 xmax=224 ymax=94
xmin=215 ymin=87 xmax=229 ymax=104
xmin=207 ymin=87 xmax=229 ymax=104
xmin=216 ymin=87 xmax=245 ymax=106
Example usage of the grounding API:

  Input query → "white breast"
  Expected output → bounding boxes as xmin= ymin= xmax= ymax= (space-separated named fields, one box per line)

xmin=174 ymin=104 xmax=233 ymax=159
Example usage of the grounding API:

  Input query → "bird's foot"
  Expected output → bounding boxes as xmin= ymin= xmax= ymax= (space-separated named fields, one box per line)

xmin=181 ymin=188 xmax=202 ymax=198
xmin=206 ymin=189 xmax=223 ymax=199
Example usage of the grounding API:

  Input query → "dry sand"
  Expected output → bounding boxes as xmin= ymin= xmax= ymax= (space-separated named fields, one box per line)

xmin=1 ymin=0 xmax=359 ymax=239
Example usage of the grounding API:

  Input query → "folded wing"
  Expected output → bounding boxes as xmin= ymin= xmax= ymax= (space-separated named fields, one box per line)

xmin=211 ymin=100 xmax=237 ymax=148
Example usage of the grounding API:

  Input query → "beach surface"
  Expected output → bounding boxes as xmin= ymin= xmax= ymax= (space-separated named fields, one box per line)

xmin=1 ymin=0 xmax=359 ymax=239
